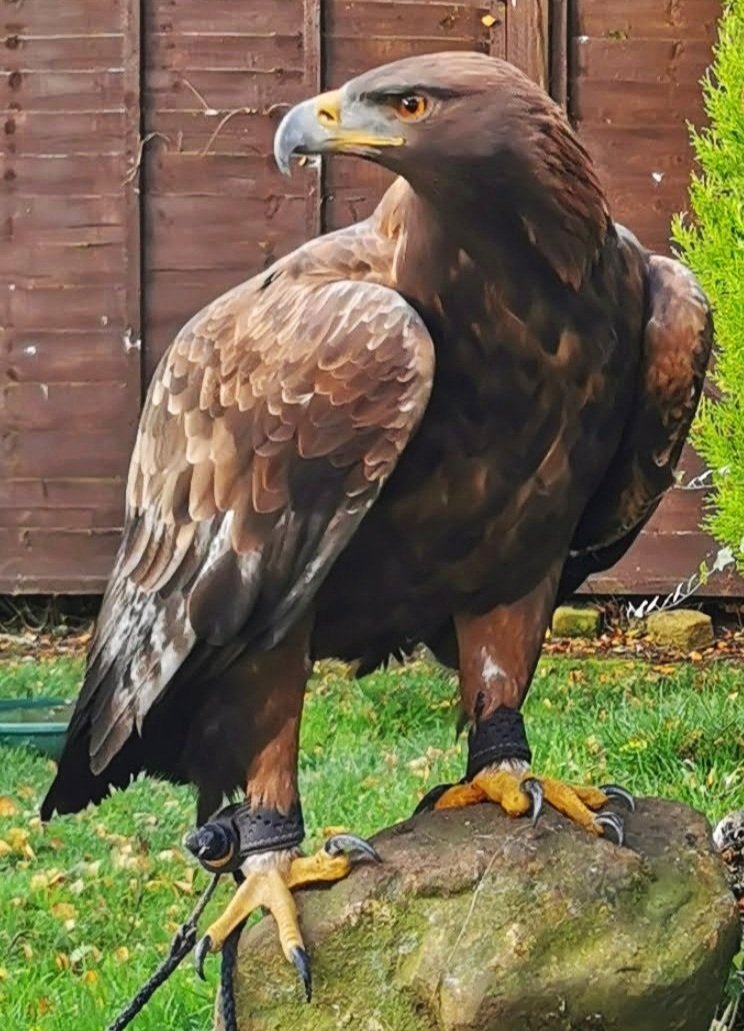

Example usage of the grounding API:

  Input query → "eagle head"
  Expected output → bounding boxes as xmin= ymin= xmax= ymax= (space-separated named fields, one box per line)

xmin=275 ymin=51 xmax=552 ymax=179
xmin=274 ymin=51 xmax=610 ymax=285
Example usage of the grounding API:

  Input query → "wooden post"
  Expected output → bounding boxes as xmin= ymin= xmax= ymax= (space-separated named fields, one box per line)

xmin=303 ymin=0 xmax=323 ymax=238
xmin=507 ymin=0 xmax=550 ymax=88
xmin=485 ymin=1 xmax=507 ymax=59
xmin=549 ymin=0 xmax=569 ymax=109
xmin=123 ymin=0 xmax=143 ymax=408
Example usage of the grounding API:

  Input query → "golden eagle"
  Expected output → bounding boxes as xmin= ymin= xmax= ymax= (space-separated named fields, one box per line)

xmin=42 ymin=52 xmax=712 ymax=994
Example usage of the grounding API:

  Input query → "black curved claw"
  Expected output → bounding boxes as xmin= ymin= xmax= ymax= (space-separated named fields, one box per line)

xmin=325 ymin=833 xmax=381 ymax=864
xmin=599 ymin=783 xmax=636 ymax=812
xmin=413 ymin=782 xmax=455 ymax=814
xmin=291 ymin=946 xmax=312 ymax=1002
xmin=522 ymin=777 xmax=544 ymax=828
xmin=595 ymin=811 xmax=625 ymax=847
xmin=194 ymin=934 xmax=213 ymax=981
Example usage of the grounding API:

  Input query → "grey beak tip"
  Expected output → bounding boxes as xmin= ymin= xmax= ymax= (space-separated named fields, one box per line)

xmin=274 ymin=98 xmax=325 ymax=179
xmin=274 ymin=141 xmax=293 ymax=177
xmin=273 ymin=143 xmax=294 ymax=178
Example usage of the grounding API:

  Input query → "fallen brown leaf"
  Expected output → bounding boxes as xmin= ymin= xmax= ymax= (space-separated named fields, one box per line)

xmin=51 ymin=902 xmax=76 ymax=921
xmin=0 ymin=797 xmax=18 ymax=818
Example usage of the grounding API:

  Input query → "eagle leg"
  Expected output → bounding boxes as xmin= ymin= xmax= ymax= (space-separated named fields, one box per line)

xmin=191 ymin=833 xmax=380 ymax=1001
xmin=417 ymin=596 xmax=633 ymax=842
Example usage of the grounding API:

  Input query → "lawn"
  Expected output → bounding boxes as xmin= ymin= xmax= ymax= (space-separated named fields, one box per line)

xmin=1 ymin=653 xmax=744 ymax=1030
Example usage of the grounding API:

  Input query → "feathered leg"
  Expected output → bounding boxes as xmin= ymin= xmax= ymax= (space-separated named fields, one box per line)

xmin=183 ymin=618 xmax=378 ymax=1001
xmin=417 ymin=564 xmax=632 ymax=841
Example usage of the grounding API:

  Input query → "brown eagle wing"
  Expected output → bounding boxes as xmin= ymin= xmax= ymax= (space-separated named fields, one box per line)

xmin=560 ymin=234 xmax=713 ymax=594
xmin=69 ymin=235 xmax=434 ymax=777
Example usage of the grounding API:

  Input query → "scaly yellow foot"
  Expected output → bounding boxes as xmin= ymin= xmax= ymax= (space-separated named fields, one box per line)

xmin=194 ymin=834 xmax=380 ymax=1001
xmin=429 ymin=771 xmax=633 ymax=843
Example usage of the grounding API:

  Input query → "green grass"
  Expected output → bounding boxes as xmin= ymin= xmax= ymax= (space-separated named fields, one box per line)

xmin=1 ymin=654 xmax=744 ymax=1029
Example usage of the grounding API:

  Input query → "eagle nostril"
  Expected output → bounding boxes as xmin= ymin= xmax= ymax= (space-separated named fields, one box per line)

xmin=317 ymin=106 xmax=338 ymax=127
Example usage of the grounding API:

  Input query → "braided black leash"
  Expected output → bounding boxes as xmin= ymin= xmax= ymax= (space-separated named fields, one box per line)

xmin=105 ymin=874 xmax=221 ymax=1031
xmin=218 ymin=920 xmax=245 ymax=1031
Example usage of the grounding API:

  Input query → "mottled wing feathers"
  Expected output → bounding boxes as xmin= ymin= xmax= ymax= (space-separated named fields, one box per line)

xmin=61 ymin=233 xmax=434 ymax=783
xmin=562 ymin=233 xmax=712 ymax=591
xmin=638 ymin=254 xmax=713 ymax=474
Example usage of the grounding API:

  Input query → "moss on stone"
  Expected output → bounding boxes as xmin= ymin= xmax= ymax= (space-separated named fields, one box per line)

xmin=216 ymin=800 xmax=739 ymax=1031
xmin=551 ymin=606 xmax=602 ymax=639
xmin=646 ymin=610 xmax=714 ymax=652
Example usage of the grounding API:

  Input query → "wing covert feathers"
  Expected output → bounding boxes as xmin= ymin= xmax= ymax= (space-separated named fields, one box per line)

xmin=65 ymin=222 xmax=434 ymax=779
xmin=569 ymin=244 xmax=713 ymax=561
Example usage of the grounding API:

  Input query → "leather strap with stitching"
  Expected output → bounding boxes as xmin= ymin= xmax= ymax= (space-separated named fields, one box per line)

xmin=193 ymin=802 xmax=305 ymax=873
xmin=466 ymin=705 xmax=532 ymax=779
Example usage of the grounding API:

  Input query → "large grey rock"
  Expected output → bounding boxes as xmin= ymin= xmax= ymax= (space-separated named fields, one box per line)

xmin=215 ymin=800 xmax=739 ymax=1031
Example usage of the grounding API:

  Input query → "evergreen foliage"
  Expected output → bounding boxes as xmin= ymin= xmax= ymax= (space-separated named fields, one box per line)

xmin=672 ymin=0 xmax=744 ymax=566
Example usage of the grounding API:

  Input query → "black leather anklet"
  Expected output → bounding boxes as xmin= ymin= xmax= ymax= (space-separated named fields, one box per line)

xmin=466 ymin=705 xmax=532 ymax=780
xmin=184 ymin=801 xmax=305 ymax=874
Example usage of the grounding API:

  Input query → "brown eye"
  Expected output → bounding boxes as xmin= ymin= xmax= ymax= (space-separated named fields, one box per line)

xmin=394 ymin=94 xmax=428 ymax=121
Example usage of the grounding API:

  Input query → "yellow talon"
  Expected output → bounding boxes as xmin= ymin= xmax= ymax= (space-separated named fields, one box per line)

xmin=286 ymin=850 xmax=353 ymax=889
xmin=193 ymin=832 xmax=380 ymax=1001
xmin=432 ymin=780 xmax=485 ymax=810
xmin=430 ymin=769 xmax=627 ymax=842
xmin=539 ymin=776 xmax=606 ymax=832
xmin=200 ymin=867 xmax=300 ymax=957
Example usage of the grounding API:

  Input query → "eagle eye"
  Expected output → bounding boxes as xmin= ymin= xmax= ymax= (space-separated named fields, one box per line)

xmin=393 ymin=94 xmax=429 ymax=122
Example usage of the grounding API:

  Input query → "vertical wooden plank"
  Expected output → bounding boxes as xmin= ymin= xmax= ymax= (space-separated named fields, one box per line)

xmin=122 ymin=0 xmax=143 ymax=404
xmin=549 ymin=0 xmax=568 ymax=108
xmin=507 ymin=0 xmax=550 ymax=86
xmin=0 ymin=0 xmax=143 ymax=593
xmin=304 ymin=0 xmax=323 ymax=237
xmin=486 ymin=1 xmax=507 ymax=59
xmin=141 ymin=1 xmax=308 ymax=376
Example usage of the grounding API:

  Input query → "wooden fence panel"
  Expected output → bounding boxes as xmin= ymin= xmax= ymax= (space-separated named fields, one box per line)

xmin=141 ymin=0 xmax=313 ymax=379
xmin=569 ymin=0 xmax=719 ymax=256
xmin=567 ymin=0 xmax=732 ymax=596
xmin=0 ymin=0 xmax=142 ymax=593
xmin=0 ymin=0 xmax=735 ymax=598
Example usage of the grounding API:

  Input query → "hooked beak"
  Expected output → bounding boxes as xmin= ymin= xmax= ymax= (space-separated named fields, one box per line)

xmin=273 ymin=89 xmax=405 ymax=176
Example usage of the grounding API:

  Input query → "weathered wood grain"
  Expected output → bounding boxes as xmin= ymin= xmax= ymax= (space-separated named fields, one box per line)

xmin=2 ymin=331 xmax=133 ymax=383
xmin=0 ymin=478 xmax=124 ymax=521
xmin=0 ymin=429 xmax=133 ymax=480
xmin=0 ymin=528 xmax=123 ymax=594
xmin=2 ymin=1 xmax=124 ymax=34
xmin=143 ymin=0 xmax=302 ymax=36
xmin=325 ymin=2 xmax=496 ymax=42
xmin=0 ymin=0 xmax=140 ymax=592
xmin=2 ymin=0 xmax=735 ymax=597
xmin=2 ymin=34 xmax=123 ymax=71
xmin=1 ymin=70 xmax=124 ymax=112
xmin=573 ymin=37 xmax=714 ymax=84
xmin=2 ymin=111 xmax=127 ymax=156
xmin=507 ymin=0 xmax=549 ymax=87
xmin=570 ymin=0 xmax=732 ymax=593
xmin=572 ymin=0 xmax=720 ymax=41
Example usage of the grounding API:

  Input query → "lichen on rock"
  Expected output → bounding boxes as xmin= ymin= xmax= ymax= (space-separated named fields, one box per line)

xmin=215 ymin=800 xmax=739 ymax=1031
xmin=645 ymin=609 xmax=714 ymax=653
xmin=551 ymin=606 xmax=602 ymax=639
